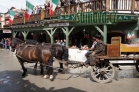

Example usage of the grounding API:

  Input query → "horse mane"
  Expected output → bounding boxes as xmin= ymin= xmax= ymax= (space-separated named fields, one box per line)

xmin=25 ymin=39 xmax=38 ymax=45
xmin=13 ymin=38 xmax=23 ymax=43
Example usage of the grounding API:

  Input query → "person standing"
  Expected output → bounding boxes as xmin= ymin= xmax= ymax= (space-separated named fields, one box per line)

xmin=60 ymin=0 xmax=66 ymax=6
xmin=61 ymin=39 xmax=66 ymax=46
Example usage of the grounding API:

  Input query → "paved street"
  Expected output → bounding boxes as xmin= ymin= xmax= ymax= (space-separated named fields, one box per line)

xmin=0 ymin=49 xmax=139 ymax=92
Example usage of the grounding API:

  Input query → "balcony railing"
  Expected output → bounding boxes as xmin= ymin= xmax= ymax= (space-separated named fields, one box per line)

xmin=12 ymin=0 xmax=139 ymax=25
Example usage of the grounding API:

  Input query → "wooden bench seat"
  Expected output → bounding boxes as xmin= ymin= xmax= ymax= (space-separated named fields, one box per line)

xmin=96 ymin=56 xmax=139 ymax=60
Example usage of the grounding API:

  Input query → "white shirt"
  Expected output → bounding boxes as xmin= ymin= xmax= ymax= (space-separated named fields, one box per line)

xmin=91 ymin=41 xmax=97 ymax=49
xmin=79 ymin=0 xmax=90 ymax=2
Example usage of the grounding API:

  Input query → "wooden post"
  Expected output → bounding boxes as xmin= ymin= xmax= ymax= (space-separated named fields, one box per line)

xmin=103 ymin=25 xmax=107 ymax=44
xmin=23 ymin=12 xmax=25 ymax=24
xmin=41 ymin=8 xmax=45 ymax=20
xmin=131 ymin=0 xmax=135 ymax=14
xmin=62 ymin=27 xmax=75 ymax=47
xmin=21 ymin=31 xmax=29 ymax=40
xmin=45 ymin=28 xmax=57 ymax=43
xmin=12 ymin=31 xmax=17 ymax=38
xmin=68 ymin=1 xmax=71 ymax=15
xmin=106 ymin=0 xmax=110 ymax=12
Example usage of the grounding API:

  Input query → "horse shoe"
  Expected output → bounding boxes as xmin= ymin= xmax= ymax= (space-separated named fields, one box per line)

xmin=50 ymin=75 xmax=53 ymax=80
xmin=43 ymin=75 xmax=49 ymax=79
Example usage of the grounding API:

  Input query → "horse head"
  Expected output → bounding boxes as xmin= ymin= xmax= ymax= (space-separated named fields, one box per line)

xmin=51 ymin=43 xmax=68 ymax=61
xmin=11 ymin=38 xmax=23 ymax=52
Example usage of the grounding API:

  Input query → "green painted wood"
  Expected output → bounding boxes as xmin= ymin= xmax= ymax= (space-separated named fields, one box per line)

xmin=45 ymin=28 xmax=57 ymax=43
xmin=103 ymin=25 xmax=107 ymax=44
xmin=62 ymin=27 xmax=75 ymax=47
xmin=21 ymin=31 xmax=29 ymax=40
xmin=94 ymin=25 xmax=104 ymax=36
xmin=12 ymin=27 xmax=44 ymax=31
xmin=13 ymin=31 xmax=17 ymax=38
xmin=53 ymin=12 xmax=138 ymax=24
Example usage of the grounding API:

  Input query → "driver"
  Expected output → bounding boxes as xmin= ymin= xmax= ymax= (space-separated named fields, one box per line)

xmin=83 ymin=35 xmax=106 ymax=67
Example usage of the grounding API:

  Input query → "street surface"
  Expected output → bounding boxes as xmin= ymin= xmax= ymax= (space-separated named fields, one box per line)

xmin=0 ymin=49 xmax=139 ymax=92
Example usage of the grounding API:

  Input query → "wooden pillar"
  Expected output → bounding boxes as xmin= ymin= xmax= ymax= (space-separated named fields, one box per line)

xmin=106 ymin=0 xmax=110 ymax=12
xmin=62 ymin=27 xmax=75 ymax=47
xmin=68 ymin=1 xmax=71 ymax=15
xmin=12 ymin=31 xmax=17 ymax=38
xmin=45 ymin=28 xmax=57 ymax=43
xmin=94 ymin=25 xmax=104 ymax=36
xmin=131 ymin=0 xmax=135 ymax=14
xmin=103 ymin=25 xmax=107 ymax=44
xmin=41 ymin=8 xmax=45 ymax=20
xmin=94 ymin=25 xmax=108 ymax=44
xmin=21 ymin=31 xmax=29 ymax=40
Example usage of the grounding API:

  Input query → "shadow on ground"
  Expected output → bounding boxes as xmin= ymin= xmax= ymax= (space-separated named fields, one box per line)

xmin=0 ymin=70 xmax=86 ymax=92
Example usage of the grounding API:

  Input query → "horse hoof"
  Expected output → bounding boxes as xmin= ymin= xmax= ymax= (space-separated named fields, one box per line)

xmin=44 ymin=75 xmax=49 ymax=79
xmin=22 ymin=74 xmax=26 ymax=77
xmin=50 ymin=75 xmax=53 ymax=81
xmin=58 ymin=69 xmax=63 ymax=73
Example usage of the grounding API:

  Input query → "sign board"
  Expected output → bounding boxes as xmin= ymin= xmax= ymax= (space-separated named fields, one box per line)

xmin=3 ymin=30 xmax=11 ymax=33
xmin=49 ymin=23 xmax=69 ymax=27
xmin=54 ymin=12 xmax=138 ymax=24
xmin=117 ymin=15 xmax=138 ymax=21
xmin=68 ymin=49 xmax=87 ymax=62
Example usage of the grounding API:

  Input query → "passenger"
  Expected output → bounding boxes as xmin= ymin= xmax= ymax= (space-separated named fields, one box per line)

xmin=82 ymin=35 xmax=106 ymax=67
xmin=81 ymin=45 xmax=88 ymax=50
xmin=56 ymin=40 xmax=61 ymax=44
xmin=85 ymin=37 xmax=97 ymax=59
xmin=71 ymin=45 xmax=77 ymax=49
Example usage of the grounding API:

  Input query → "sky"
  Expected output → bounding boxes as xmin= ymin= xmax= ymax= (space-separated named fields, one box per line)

xmin=0 ymin=0 xmax=46 ymax=13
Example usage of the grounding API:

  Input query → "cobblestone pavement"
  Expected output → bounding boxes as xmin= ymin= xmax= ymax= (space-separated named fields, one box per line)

xmin=0 ymin=49 xmax=139 ymax=92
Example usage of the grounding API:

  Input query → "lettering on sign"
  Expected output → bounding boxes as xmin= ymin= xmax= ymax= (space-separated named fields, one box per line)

xmin=117 ymin=15 xmax=138 ymax=21
xmin=54 ymin=12 xmax=138 ymax=24
xmin=49 ymin=23 xmax=69 ymax=27
xmin=3 ymin=30 xmax=11 ymax=33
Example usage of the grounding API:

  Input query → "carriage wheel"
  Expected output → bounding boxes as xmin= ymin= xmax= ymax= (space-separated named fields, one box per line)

xmin=91 ymin=61 xmax=115 ymax=83
xmin=136 ymin=60 xmax=139 ymax=72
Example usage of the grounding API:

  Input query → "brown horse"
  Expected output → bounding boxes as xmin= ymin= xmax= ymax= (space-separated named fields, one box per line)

xmin=34 ymin=43 xmax=69 ymax=73
xmin=11 ymin=38 xmax=54 ymax=80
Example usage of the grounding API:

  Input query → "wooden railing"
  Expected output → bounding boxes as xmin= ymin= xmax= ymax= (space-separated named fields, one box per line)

xmin=12 ymin=0 xmax=139 ymax=25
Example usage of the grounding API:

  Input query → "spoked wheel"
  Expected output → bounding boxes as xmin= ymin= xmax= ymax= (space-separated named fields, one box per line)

xmin=136 ymin=60 xmax=139 ymax=72
xmin=91 ymin=61 xmax=115 ymax=83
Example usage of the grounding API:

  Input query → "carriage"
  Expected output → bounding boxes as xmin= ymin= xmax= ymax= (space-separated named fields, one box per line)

xmin=67 ymin=37 xmax=139 ymax=83
xmin=11 ymin=37 xmax=139 ymax=83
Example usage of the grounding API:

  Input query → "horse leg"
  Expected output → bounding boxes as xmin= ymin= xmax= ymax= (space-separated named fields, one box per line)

xmin=40 ymin=63 xmax=44 ymax=75
xmin=17 ymin=58 xmax=27 ymax=77
xmin=34 ymin=62 xmax=38 ymax=70
xmin=44 ymin=55 xmax=54 ymax=80
xmin=48 ymin=55 xmax=54 ymax=80
xmin=44 ymin=66 xmax=50 ymax=79
xmin=49 ymin=67 xmax=53 ymax=81
xmin=59 ymin=63 xmax=63 ymax=72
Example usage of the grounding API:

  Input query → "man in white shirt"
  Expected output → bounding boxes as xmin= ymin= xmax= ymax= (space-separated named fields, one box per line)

xmin=85 ymin=37 xmax=97 ymax=58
